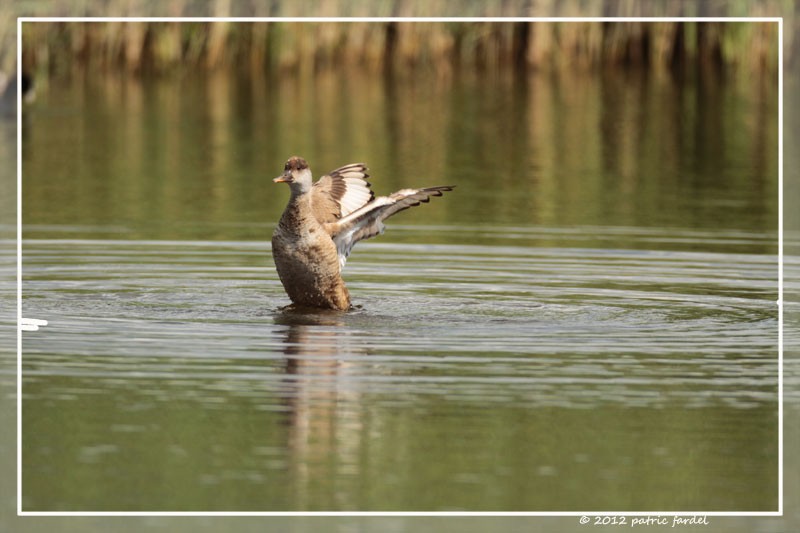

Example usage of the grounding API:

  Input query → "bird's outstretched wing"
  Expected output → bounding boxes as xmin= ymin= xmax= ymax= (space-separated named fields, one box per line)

xmin=310 ymin=163 xmax=374 ymax=224
xmin=325 ymin=185 xmax=454 ymax=268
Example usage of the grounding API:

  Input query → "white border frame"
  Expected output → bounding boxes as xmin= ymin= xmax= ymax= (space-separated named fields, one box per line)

xmin=16 ymin=16 xmax=784 ymax=517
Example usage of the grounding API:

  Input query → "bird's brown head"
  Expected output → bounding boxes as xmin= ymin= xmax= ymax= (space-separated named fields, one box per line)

xmin=274 ymin=156 xmax=310 ymax=184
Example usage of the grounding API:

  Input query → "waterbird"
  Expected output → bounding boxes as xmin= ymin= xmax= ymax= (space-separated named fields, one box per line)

xmin=271 ymin=156 xmax=454 ymax=310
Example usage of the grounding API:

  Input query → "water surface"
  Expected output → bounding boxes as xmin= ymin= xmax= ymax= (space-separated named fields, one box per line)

xmin=20 ymin=68 xmax=779 ymax=511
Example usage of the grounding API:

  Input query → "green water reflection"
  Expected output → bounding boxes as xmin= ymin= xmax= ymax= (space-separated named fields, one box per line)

xmin=22 ymin=68 xmax=777 ymax=241
xmin=23 ymin=375 xmax=777 ymax=511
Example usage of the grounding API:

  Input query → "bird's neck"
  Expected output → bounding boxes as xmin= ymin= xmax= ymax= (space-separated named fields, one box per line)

xmin=289 ymin=181 xmax=311 ymax=196
xmin=278 ymin=191 xmax=314 ymax=234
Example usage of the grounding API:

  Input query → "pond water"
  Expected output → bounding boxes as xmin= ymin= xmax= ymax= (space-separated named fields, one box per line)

xmin=19 ymin=66 xmax=779 ymax=512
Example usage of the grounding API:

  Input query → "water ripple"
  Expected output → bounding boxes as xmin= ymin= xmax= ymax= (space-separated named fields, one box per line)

xmin=19 ymin=228 xmax=780 ymax=411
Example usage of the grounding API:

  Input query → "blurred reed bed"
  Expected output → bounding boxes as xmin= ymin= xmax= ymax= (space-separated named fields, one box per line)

xmin=8 ymin=0 xmax=788 ymax=79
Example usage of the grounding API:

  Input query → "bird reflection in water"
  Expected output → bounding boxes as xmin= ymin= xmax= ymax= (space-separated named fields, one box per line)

xmin=273 ymin=307 xmax=368 ymax=504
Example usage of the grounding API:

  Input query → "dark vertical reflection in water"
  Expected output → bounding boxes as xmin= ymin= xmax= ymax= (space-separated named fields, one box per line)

xmin=21 ymin=67 xmax=778 ymax=240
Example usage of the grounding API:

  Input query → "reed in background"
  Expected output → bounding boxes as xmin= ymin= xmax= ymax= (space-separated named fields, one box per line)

xmin=6 ymin=0 xmax=789 ymax=80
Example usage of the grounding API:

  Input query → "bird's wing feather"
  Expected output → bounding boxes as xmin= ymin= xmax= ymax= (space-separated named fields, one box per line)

xmin=326 ymin=186 xmax=454 ymax=268
xmin=310 ymin=163 xmax=374 ymax=224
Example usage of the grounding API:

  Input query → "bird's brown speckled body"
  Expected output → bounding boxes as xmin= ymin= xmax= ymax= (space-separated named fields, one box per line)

xmin=272 ymin=194 xmax=351 ymax=309
xmin=271 ymin=156 xmax=453 ymax=310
